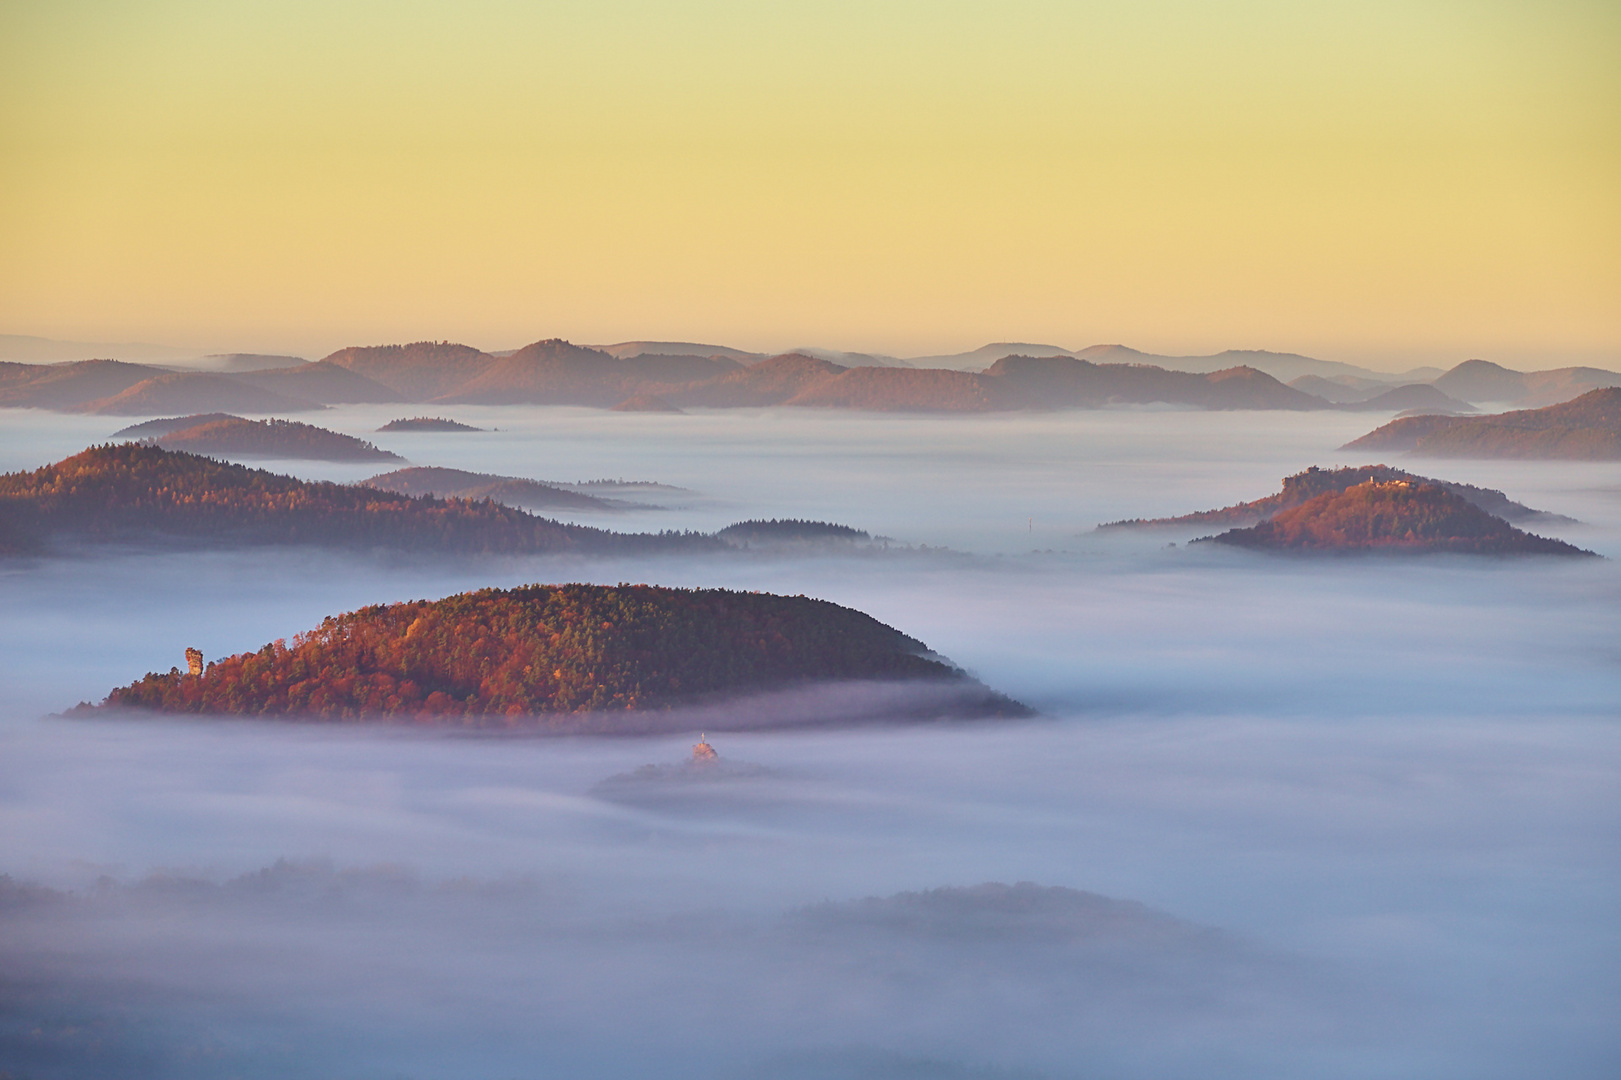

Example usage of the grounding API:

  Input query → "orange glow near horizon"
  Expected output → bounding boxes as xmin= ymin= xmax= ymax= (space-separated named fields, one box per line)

xmin=1 ymin=1 xmax=1617 ymax=370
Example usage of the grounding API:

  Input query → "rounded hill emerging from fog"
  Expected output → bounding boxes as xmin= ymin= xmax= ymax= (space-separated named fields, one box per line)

xmin=1206 ymin=481 xmax=1593 ymax=555
xmin=88 ymin=584 xmax=1027 ymax=727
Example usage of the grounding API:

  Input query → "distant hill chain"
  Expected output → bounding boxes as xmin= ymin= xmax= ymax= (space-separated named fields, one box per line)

xmin=5 ymin=339 xmax=1613 ymax=416
xmin=82 ymin=583 xmax=1026 ymax=724
xmin=0 ymin=445 xmax=717 ymax=557
xmin=1344 ymin=388 xmax=1621 ymax=460
xmin=1200 ymin=481 xmax=1592 ymax=556
xmin=1100 ymin=465 xmax=1571 ymax=530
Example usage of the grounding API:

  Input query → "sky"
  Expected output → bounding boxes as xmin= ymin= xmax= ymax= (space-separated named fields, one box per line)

xmin=1 ymin=0 xmax=1617 ymax=368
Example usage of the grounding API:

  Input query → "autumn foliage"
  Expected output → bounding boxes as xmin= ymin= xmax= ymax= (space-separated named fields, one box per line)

xmin=1210 ymin=481 xmax=1591 ymax=555
xmin=96 ymin=584 xmax=969 ymax=723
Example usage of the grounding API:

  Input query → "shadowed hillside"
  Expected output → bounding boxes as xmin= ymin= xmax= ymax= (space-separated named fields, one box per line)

xmin=0 ymin=445 xmax=717 ymax=556
xmin=1345 ymin=388 xmax=1621 ymax=459
xmin=152 ymin=417 xmax=403 ymax=462
xmin=363 ymin=466 xmax=620 ymax=511
xmin=86 ymin=583 xmax=1026 ymax=723
xmin=0 ymin=359 xmax=173 ymax=410
xmin=1434 ymin=359 xmax=1621 ymax=408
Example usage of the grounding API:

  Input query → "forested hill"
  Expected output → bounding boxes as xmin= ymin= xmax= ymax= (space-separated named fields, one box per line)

xmin=88 ymin=583 xmax=1028 ymax=724
xmin=0 ymin=444 xmax=717 ymax=556
xmin=1203 ymin=481 xmax=1593 ymax=555
xmin=153 ymin=416 xmax=403 ymax=462
xmin=1099 ymin=465 xmax=1567 ymax=530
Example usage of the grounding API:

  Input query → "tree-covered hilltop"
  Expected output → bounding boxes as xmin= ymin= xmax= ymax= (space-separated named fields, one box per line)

xmin=0 ymin=444 xmax=717 ymax=556
xmin=91 ymin=584 xmax=1026 ymax=723
xmin=152 ymin=416 xmax=403 ymax=462
xmin=717 ymin=519 xmax=872 ymax=545
xmin=1204 ymin=481 xmax=1593 ymax=555
xmin=376 ymin=416 xmax=486 ymax=432
xmin=1098 ymin=464 xmax=1567 ymax=530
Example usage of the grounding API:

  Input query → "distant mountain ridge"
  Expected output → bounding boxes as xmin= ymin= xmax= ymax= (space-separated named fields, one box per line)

xmin=1345 ymin=388 xmax=1621 ymax=459
xmin=5 ymin=336 xmax=1616 ymax=416
xmin=329 ymin=342 xmax=1336 ymax=413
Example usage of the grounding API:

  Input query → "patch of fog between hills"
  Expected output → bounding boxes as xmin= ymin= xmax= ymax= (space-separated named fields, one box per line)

xmin=1 ymin=710 xmax=1617 ymax=1078
xmin=4 ymin=541 xmax=1618 ymax=722
xmin=0 ymin=861 xmax=1367 ymax=1080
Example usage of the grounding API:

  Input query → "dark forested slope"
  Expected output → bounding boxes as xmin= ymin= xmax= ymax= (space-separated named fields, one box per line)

xmin=88 ymin=583 xmax=1026 ymax=723
xmin=153 ymin=417 xmax=403 ymax=461
xmin=363 ymin=466 xmax=619 ymax=511
xmin=0 ymin=445 xmax=714 ymax=556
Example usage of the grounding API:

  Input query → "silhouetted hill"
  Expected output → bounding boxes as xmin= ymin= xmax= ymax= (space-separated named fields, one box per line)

xmin=153 ymin=417 xmax=402 ymax=462
xmin=198 ymin=353 xmax=307 ymax=372
xmin=1100 ymin=464 xmax=1569 ymax=530
xmin=1433 ymin=359 xmax=1621 ymax=408
xmin=717 ymin=519 xmax=871 ymax=546
xmin=1345 ymin=388 xmax=1621 ymax=459
xmin=0 ymin=359 xmax=167 ymax=410
xmin=669 ymin=353 xmax=849 ymax=407
xmin=1286 ymin=375 xmax=1384 ymax=404
xmin=321 ymin=341 xmax=496 ymax=399
xmin=75 ymin=371 xmax=324 ymax=415
xmin=611 ymin=393 xmax=683 ymax=413
xmin=1071 ymin=345 xmax=1443 ymax=385
xmin=787 ymin=366 xmax=998 ymax=411
xmin=436 ymin=339 xmax=740 ymax=406
xmin=0 ymin=445 xmax=714 ymax=556
xmin=112 ymin=413 xmax=244 ymax=439
xmin=232 ymin=360 xmax=402 ymax=404
xmin=596 ymin=341 xmax=765 ymax=363
xmin=85 ymin=583 xmax=1025 ymax=723
xmin=363 ymin=466 xmax=618 ymax=511
xmin=1202 ymin=480 xmax=1592 ymax=555
xmin=978 ymin=356 xmax=1327 ymax=410
xmin=377 ymin=416 xmax=486 ymax=432
xmin=1342 ymin=384 xmax=1474 ymax=413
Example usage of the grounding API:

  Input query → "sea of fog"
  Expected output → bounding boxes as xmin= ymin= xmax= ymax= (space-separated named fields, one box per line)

xmin=1 ymin=405 xmax=1619 ymax=1078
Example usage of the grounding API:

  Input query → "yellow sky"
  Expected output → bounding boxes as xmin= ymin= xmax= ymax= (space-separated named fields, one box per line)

xmin=1 ymin=0 xmax=1616 ymax=368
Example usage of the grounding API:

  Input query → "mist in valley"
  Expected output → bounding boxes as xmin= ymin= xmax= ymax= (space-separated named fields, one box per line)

xmin=2 ymin=406 xmax=1619 ymax=1078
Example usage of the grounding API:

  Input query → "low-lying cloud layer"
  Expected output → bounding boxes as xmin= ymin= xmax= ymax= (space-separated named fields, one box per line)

xmin=2 ymin=406 xmax=1618 ymax=1077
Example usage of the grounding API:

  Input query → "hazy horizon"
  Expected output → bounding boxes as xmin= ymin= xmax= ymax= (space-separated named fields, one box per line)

xmin=3 ymin=2 xmax=1617 ymax=369
xmin=4 ymin=328 xmax=1618 ymax=377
